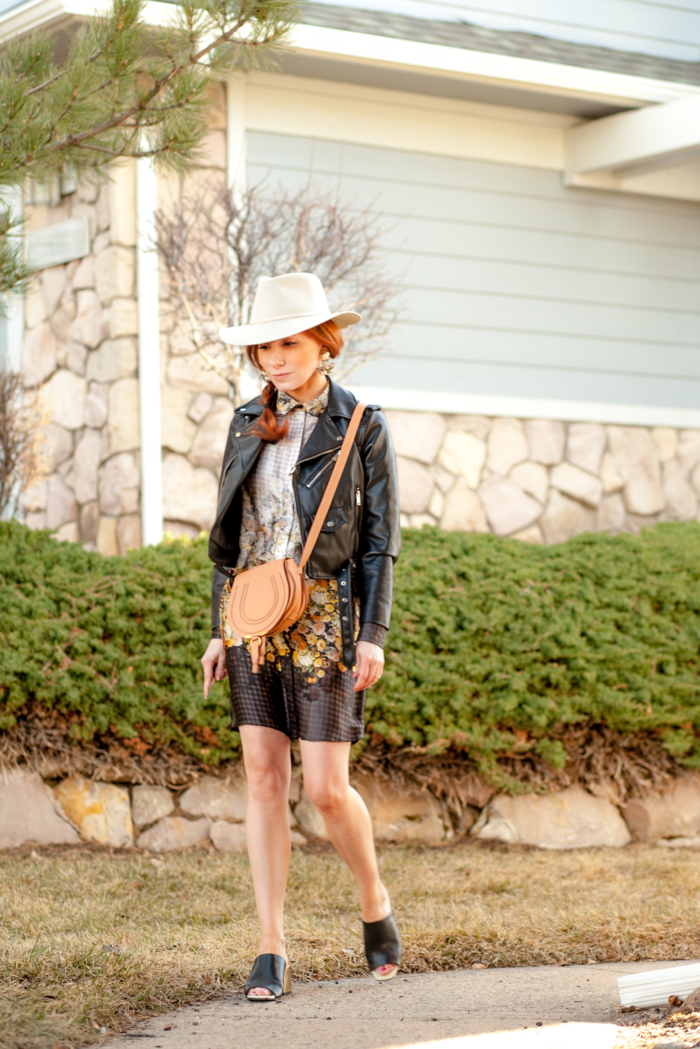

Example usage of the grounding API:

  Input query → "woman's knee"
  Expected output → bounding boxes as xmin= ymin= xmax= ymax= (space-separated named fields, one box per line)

xmin=305 ymin=779 xmax=348 ymax=816
xmin=245 ymin=757 xmax=290 ymax=804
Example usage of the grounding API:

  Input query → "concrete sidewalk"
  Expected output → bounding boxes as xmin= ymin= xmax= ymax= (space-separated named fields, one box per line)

xmin=105 ymin=960 xmax=694 ymax=1049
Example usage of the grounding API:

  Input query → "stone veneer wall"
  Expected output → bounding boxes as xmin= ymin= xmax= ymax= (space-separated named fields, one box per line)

xmin=386 ymin=410 xmax=700 ymax=542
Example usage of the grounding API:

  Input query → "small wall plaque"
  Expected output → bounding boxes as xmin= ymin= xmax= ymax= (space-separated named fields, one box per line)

xmin=26 ymin=216 xmax=90 ymax=272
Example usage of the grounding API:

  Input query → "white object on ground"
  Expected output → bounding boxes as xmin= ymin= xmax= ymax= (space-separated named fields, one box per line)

xmin=390 ymin=1023 xmax=619 ymax=1048
xmin=618 ymin=962 xmax=700 ymax=1008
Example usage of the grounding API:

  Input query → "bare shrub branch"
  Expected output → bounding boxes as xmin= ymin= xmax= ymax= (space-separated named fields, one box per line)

xmin=155 ymin=177 xmax=404 ymax=404
xmin=0 ymin=371 xmax=44 ymax=518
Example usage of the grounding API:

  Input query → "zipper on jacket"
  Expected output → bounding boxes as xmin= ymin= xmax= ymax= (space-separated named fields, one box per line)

xmin=306 ymin=453 xmax=338 ymax=488
xmin=355 ymin=487 xmax=361 ymax=506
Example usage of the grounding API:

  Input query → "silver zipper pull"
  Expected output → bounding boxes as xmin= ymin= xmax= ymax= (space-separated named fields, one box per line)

xmin=356 ymin=487 xmax=361 ymax=506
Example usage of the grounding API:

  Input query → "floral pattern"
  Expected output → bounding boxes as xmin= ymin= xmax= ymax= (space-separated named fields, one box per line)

xmin=223 ymin=380 xmax=358 ymax=682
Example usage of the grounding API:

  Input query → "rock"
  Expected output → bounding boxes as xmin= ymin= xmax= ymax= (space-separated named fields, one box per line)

xmin=69 ymin=290 xmax=108 ymax=348
xmin=66 ymin=340 xmax=87 ymax=376
xmin=136 ymin=816 xmax=211 ymax=852
xmin=180 ymin=775 xmax=247 ymax=820
xmin=46 ymin=473 xmax=79 ymax=530
xmin=440 ymin=477 xmax=489 ymax=532
xmin=117 ymin=514 xmax=141 ymax=554
xmin=510 ymin=461 xmax=548 ymax=504
xmin=189 ymin=398 xmax=234 ymax=470
xmin=210 ymin=821 xmax=247 ymax=852
xmin=678 ymin=431 xmax=700 ymax=473
xmin=353 ymin=775 xmax=447 ymax=842
xmin=84 ymin=383 xmax=108 ymax=428
xmin=86 ymin=338 xmax=137 ymax=382
xmin=80 ymin=501 xmax=99 ymax=543
xmin=486 ymin=418 xmax=529 ymax=476
xmin=478 ymin=475 xmax=541 ymax=536
xmin=44 ymin=369 xmax=87 ymax=430
xmin=69 ymin=428 xmax=102 ymax=504
xmin=431 ymin=463 xmax=456 ymax=494
xmin=692 ymin=463 xmax=700 ymax=497
xmin=161 ymin=386 xmax=197 ymax=454
xmin=428 ymin=487 xmax=444 ymax=519
xmin=98 ymin=453 xmax=140 ymax=516
xmin=652 ymin=427 xmax=678 ymax=462
xmin=511 ymin=524 xmax=543 ymax=543
xmin=51 ymin=301 xmax=77 ymax=344
xmin=25 ymin=285 xmax=47 ymax=328
xmin=446 ymin=415 xmax=490 ymax=440
xmin=97 ymin=515 xmax=119 ymax=556
xmin=608 ymin=427 xmax=664 ymax=515
xmin=457 ymin=806 xmax=480 ymax=835
xmin=94 ymin=246 xmax=134 ymax=304
xmin=54 ymin=522 xmax=79 ymax=542
xmin=55 ymin=777 xmax=133 ymax=847
xmin=596 ymin=493 xmax=626 ymax=532
xmin=23 ymin=478 xmax=47 ymax=512
xmin=524 ymin=419 xmax=565 ymax=465
xmin=72 ymin=254 xmax=94 ymax=290
xmin=540 ymin=489 xmax=595 ymax=544
xmin=663 ymin=460 xmax=697 ymax=520
xmin=680 ymin=987 xmax=700 ymax=1014
xmin=107 ymin=378 xmax=140 ymax=453
xmin=385 ymin=410 xmax=445 ymax=465
xmin=396 ymin=456 xmax=434 ymax=514
xmin=23 ymin=322 xmax=57 ymax=387
xmin=437 ymin=431 xmax=486 ymax=488
xmin=188 ymin=392 xmax=213 ymax=424
xmin=161 ymin=454 xmax=218 ymax=530
xmin=566 ymin=423 xmax=606 ymax=475
xmin=131 ymin=786 xmax=175 ymax=828
xmin=109 ymin=298 xmax=138 ymax=338
xmin=42 ymin=265 xmax=68 ymax=315
xmin=476 ymin=786 xmax=631 ymax=849
xmin=167 ymin=353 xmax=229 ymax=395
xmin=294 ymin=788 xmax=329 ymax=840
xmin=410 ymin=513 xmax=436 ymax=528
xmin=622 ymin=775 xmax=700 ymax=842
xmin=600 ymin=452 xmax=624 ymax=494
xmin=550 ymin=462 xmax=603 ymax=508
xmin=290 ymin=830 xmax=307 ymax=846
xmin=0 ymin=768 xmax=80 ymax=848
xmin=40 ymin=423 xmax=73 ymax=471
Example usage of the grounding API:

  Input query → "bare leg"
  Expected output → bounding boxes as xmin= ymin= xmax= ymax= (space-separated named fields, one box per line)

xmin=240 ymin=725 xmax=292 ymax=997
xmin=299 ymin=740 xmax=397 ymax=977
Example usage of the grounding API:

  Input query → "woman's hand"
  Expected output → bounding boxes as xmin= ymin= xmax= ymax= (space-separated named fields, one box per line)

xmin=353 ymin=641 xmax=385 ymax=693
xmin=201 ymin=639 xmax=228 ymax=698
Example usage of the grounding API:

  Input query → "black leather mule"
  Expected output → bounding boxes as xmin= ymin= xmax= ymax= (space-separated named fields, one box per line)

xmin=363 ymin=913 xmax=401 ymax=981
xmin=244 ymin=954 xmax=292 ymax=1001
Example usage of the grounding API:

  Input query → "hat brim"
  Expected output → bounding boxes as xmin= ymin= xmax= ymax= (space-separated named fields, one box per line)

xmin=218 ymin=311 xmax=361 ymax=347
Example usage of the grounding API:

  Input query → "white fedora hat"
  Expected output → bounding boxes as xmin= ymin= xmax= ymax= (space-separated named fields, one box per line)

xmin=218 ymin=272 xmax=361 ymax=346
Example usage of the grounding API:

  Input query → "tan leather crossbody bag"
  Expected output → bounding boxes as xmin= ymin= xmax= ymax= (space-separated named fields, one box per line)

xmin=226 ymin=401 xmax=366 ymax=673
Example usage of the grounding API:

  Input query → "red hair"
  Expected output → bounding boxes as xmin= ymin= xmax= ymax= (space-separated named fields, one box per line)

xmin=245 ymin=321 xmax=344 ymax=443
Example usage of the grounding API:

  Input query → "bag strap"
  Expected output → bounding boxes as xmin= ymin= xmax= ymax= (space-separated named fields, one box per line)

xmin=299 ymin=402 xmax=366 ymax=570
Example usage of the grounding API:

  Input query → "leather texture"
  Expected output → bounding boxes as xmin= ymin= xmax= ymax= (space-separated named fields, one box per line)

xmin=244 ymin=953 xmax=292 ymax=1000
xmin=363 ymin=912 xmax=402 ymax=971
xmin=225 ymin=403 xmax=364 ymax=673
xmin=209 ymin=380 xmax=401 ymax=668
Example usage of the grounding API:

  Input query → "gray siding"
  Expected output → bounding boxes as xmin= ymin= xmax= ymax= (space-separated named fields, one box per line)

xmin=248 ymin=130 xmax=700 ymax=411
xmin=314 ymin=0 xmax=700 ymax=63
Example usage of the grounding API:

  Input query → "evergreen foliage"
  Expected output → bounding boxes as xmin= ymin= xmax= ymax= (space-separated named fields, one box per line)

xmin=1 ymin=521 xmax=700 ymax=780
xmin=0 ymin=0 xmax=297 ymax=295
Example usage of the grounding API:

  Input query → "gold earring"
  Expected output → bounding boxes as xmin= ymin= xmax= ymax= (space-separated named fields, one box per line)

xmin=318 ymin=351 xmax=334 ymax=376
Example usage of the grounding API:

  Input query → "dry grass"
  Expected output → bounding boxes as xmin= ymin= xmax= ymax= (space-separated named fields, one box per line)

xmin=2 ymin=841 xmax=700 ymax=1049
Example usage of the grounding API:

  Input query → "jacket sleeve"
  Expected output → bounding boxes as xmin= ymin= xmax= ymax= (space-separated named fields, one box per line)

xmin=356 ymin=408 xmax=401 ymax=631
xmin=211 ymin=424 xmax=235 ymax=638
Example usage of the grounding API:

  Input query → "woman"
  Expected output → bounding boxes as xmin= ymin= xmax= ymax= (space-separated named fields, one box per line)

xmin=200 ymin=272 xmax=401 ymax=1001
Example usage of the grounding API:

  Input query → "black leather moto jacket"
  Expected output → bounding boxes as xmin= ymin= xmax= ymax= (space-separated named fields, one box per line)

xmin=208 ymin=380 xmax=401 ymax=667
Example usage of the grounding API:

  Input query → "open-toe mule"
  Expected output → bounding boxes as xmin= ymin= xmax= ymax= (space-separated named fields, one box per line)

xmin=244 ymin=954 xmax=292 ymax=1001
xmin=363 ymin=913 xmax=401 ymax=982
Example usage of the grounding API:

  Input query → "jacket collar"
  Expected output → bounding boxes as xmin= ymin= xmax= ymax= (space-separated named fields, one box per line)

xmin=236 ymin=378 xmax=357 ymax=421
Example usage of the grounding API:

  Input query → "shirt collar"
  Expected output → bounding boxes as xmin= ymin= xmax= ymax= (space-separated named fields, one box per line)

xmin=276 ymin=380 xmax=329 ymax=418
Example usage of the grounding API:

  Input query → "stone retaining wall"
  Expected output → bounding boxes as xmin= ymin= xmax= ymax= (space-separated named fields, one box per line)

xmin=387 ymin=410 xmax=700 ymax=542
xmin=3 ymin=767 xmax=700 ymax=853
